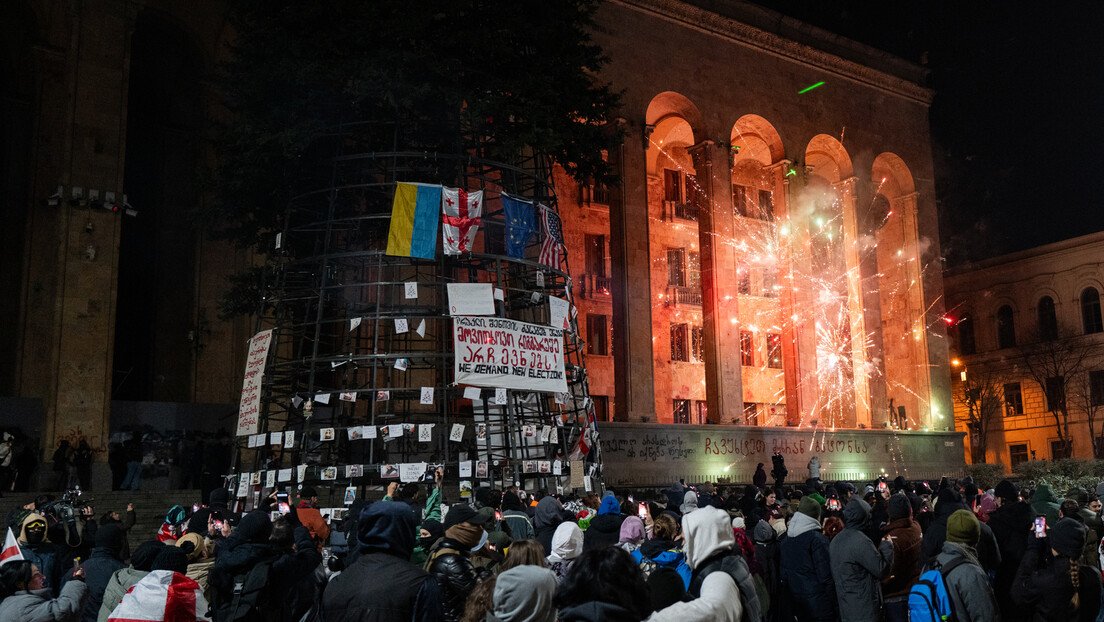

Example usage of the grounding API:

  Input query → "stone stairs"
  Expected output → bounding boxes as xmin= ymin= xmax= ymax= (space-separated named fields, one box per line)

xmin=1 ymin=489 xmax=203 ymax=556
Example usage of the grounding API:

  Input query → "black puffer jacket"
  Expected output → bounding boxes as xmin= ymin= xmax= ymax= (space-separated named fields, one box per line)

xmin=987 ymin=500 xmax=1035 ymax=622
xmin=426 ymin=538 xmax=484 ymax=622
xmin=1012 ymin=534 xmax=1102 ymax=622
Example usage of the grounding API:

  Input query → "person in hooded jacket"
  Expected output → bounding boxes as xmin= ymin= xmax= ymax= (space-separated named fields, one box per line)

xmin=583 ymin=495 xmax=624 ymax=551
xmin=680 ymin=491 xmax=699 ymax=516
xmin=828 ymin=497 xmax=893 ymax=621
xmin=206 ymin=488 xmax=241 ymax=528
xmin=779 ymin=496 xmax=836 ymax=622
xmin=682 ymin=506 xmax=762 ymax=622
xmin=807 ymin=456 xmax=821 ymax=482
xmin=617 ymin=516 xmax=646 ymax=554
xmin=554 ymin=546 xmax=651 ymax=622
xmin=1031 ymin=482 xmax=1061 ymax=525
xmin=16 ymin=511 xmax=67 ymax=597
xmin=648 ymin=572 xmax=742 ymax=622
xmin=1013 ymin=516 xmax=1102 ymax=622
xmin=486 ymin=565 xmax=556 ymax=622
xmin=175 ymin=532 xmax=214 ymax=604
xmin=533 ymin=497 xmax=567 ymax=556
xmin=425 ymin=503 xmax=490 ymax=622
xmin=753 ymin=464 xmax=767 ymax=488
xmin=923 ymin=510 xmax=999 ymax=622
xmin=630 ymin=513 xmax=691 ymax=589
xmin=987 ymin=479 xmax=1035 ymax=622
xmin=0 ymin=559 xmax=87 ymax=622
xmin=97 ymin=540 xmax=164 ymax=622
xmin=59 ymin=523 xmax=125 ymax=622
xmin=880 ymin=494 xmax=922 ymax=622
xmin=320 ymin=501 xmax=443 ymax=622
xmin=500 ymin=491 xmax=535 ymax=542
xmin=547 ymin=521 xmax=584 ymax=583
xmin=921 ymin=487 xmax=1001 ymax=574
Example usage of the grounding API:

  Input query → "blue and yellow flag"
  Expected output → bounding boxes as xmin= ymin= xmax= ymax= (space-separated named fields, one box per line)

xmin=387 ymin=182 xmax=441 ymax=259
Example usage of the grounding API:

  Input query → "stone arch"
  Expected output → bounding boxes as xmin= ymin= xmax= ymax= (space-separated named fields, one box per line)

xmin=645 ymin=92 xmax=704 ymax=175
xmin=731 ymin=114 xmax=785 ymax=167
xmin=113 ymin=11 xmax=209 ymax=401
xmin=805 ymin=134 xmax=854 ymax=183
xmin=0 ymin=1 xmax=38 ymax=393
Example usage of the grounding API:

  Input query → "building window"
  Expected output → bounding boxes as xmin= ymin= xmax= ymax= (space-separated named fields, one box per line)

xmin=740 ymin=331 xmax=754 ymax=366
xmin=997 ymin=305 xmax=1016 ymax=349
xmin=1051 ymin=439 xmax=1072 ymax=460
xmin=737 ymin=267 xmax=751 ymax=295
xmin=1045 ymin=376 xmax=1066 ymax=412
xmin=1009 ymin=443 xmax=1029 ymax=469
xmin=673 ymin=399 xmax=690 ymax=424
xmin=694 ymin=400 xmax=707 ymax=424
xmin=762 ymin=267 xmax=777 ymax=297
xmin=732 ymin=184 xmax=750 ymax=218
xmin=1004 ymin=383 xmax=1023 ymax=416
xmin=1090 ymin=370 xmax=1104 ymax=407
xmin=1082 ymin=287 xmax=1103 ymax=334
xmin=766 ymin=334 xmax=783 ymax=369
xmin=687 ymin=252 xmax=701 ymax=290
xmin=1037 ymin=296 xmax=1058 ymax=341
xmin=586 ymin=314 xmax=608 ymax=356
xmin=663 ymin=169 xmax=682 ymax=202
xmin=758 ymin=189 xmax=774 ymax=220
xmin=743 ymin=402 xmax=758 ymax=425
xmin=670 ymin=323 xmax=689 ymax=362
xmin=691 ymin=326 xmax=704 ymax=363
xmin=667 ymin=248 xmax=685 ymax=287
xmin=957 ymin=314 xmax=976 ymax=355
xmin=585 ymin=235 xmax=606 ymax=277
xmin=591 ymin=395 xmax=609 ymax=421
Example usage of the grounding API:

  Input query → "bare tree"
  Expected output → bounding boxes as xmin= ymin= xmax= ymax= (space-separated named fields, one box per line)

xmin=1068 ymin=370 xmax=1104 ymax=458
xmin=955 ymin=366 xmax=1005 ymax=463
xmin=1018 ymin=326 xmax=1096 ymax=458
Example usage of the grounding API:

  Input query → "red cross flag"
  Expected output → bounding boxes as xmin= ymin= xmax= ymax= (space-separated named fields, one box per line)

xmin=442 ymin=187 xmax=483 ymax=255
xmin=0 ymin=528 xmax=23 ymax=566
xmin=108 ymin=569 xmax=210 ymax=621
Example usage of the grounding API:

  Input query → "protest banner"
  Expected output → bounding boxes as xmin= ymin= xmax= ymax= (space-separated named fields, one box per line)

xmin=453 ymin=316 xmax=567 ymax=393
xmin=236 ymin=330 xmax=273 ymax=436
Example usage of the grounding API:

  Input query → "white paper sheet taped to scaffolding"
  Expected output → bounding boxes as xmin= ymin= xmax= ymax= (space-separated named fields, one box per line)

xmin=453 ymin=316 xmax=568 ymax=393
xmin=447 ymin=283 xmax=495 ymax=316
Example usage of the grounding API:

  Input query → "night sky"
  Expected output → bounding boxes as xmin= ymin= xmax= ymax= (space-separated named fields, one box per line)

xmin=750 ymin=1 xmax=1104 ymax=266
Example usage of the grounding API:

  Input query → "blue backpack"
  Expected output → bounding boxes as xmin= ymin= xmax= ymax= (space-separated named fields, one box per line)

xmin=908 ymin=557 xmax=968 ymax=621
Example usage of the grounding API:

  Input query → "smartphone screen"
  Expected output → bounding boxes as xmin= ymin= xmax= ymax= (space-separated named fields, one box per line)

xmin=1034 ymin=516 xmax=1046 ymax=538
xmin=212 ymin=519 xmax=224 ymax=532
xmin=638 ymin=502 xmax=647 ymax=518
xmin=278 ymin=502 xmax=291 ymax=514
xmin=192 ymin=503 xmax=200 ymax=513
xmin=628 ymin=494 xmax=634 ymax=504
xmin=877 ymin=482 xmax=888 ymax=493
xmin=495 ymin=510 xmax=502 ymax=521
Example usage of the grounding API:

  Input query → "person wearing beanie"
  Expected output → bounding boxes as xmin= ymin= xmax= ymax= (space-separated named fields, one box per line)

xmin=582 ymin=495 xmax=624 ymax=552
xmin=881 ymin=493 xmax=923 ymax=619
xmin=293 ymin=486 xmax=329 ymax=552
xmin=60 ymin=522 xmax=125 ymax=622
xmin=151 ymin=547 xmax=189 ymax=575
xmin=924 ymin=509 xmax=998 ymax=622
xmin=486 ymin=565 xmax=556 ymax=622
xmin=1013 ymin=517 xmax=1102 ymax=621
xmin=426 ymin=503 xmax=491 ymax=622
xmin=986 ymin=479 xmax=1035 ymax=621
xmin=321 ymin=501 xmax=443 ymax=621
xmin=1031 ymin=482 xmax=1061 ymax=525
xmin=921 ymin=487 xmax=1001 ymax=576
xmin=780 ymin=492 xmax=837 ymax=622
xmin=97 ymin=541 xmax=165 ymax=622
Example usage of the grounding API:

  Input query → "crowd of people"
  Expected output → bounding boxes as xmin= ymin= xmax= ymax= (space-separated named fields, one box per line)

xmin=1 ymin=467 xmax=1103 ymax=621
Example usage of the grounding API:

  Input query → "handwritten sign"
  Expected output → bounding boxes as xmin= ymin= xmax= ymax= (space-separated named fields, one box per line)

xmin=454 ymin=316 xmax=567 ymax=393
xmin=236 ymin=330 xmax=273 ymax=436
xmin=447 ymin=283 xmax=495 ymax=316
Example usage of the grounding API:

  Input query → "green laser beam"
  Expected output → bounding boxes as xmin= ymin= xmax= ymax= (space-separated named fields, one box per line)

xmin=798 ymin=81 xmax=825 ymax=94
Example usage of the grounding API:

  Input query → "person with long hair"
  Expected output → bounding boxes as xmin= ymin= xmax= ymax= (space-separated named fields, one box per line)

xmin=0 ymin=560 xmax=86 ymax=622
xmin=501 ymin=539 xmax=548 ymax=572
xmin=1013 ymin=517 xmax=1102 ymax=621
xmin=554 ymin=547 xmax=651 ymax=621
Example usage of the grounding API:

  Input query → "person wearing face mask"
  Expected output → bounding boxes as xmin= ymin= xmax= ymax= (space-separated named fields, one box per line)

xmin=412 ymin=519 xmax=444 ymax=567
xmin=16 ymin=511 xmax=68 ymax=597
xmin=425 ymin=504 xmax=491 ymax=622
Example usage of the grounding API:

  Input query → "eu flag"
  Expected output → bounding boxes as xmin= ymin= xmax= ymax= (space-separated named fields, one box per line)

xmin=502 ymin=193 xmax=535 ymax=259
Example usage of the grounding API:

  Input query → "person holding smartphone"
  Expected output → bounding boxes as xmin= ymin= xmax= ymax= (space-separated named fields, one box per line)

xmin=1012 ymin=516 xmax=1102 ymax=620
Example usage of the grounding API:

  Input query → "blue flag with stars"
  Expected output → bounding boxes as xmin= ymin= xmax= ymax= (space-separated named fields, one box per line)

xmin=502 ymin=193 xmax=536 ymax=259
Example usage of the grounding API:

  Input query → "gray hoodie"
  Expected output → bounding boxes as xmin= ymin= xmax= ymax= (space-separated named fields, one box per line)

xmin=682 ymin=506 xmax=762 ymax=622
xmin=828 ymin=498 xmax=894 ymax=622
xmin=97 ymin=568 xmax=148 ymax=622
xmin=0 ymin=580 xmax=87 ymax=622
xmin=487 ymin=565 xmax=556 ymax=622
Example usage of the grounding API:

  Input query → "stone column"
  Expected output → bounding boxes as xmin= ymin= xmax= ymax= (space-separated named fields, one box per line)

xmin=835 ymin=177 xmax=871 ymax=428
xmin=687 ymin=140 xmax=742 ymax=423
xmin=897 ymin=191 xmax=932 ymax=428
xmin=610 ymin=123 xmax=657 ymax=422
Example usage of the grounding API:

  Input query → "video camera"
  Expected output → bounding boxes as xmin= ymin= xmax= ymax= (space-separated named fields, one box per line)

xmin=40 ymin=489 xmax=93 ymax=525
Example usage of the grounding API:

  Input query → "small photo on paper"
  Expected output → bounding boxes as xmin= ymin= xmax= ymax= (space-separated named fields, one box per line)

xmin=250 ymin=472 xmax=262 ymax=485
xmin=320 ymin=428 xmax=335 ymax=442
xmin=539 ymin=460 xmax=551 ymax=474
xmin=476 ymin=461 xmax=488 ymax=478
xmin=321 ymin=466 xmax=338 ymax=481
xmin=343 ymin=486 xmax=356 ymax=505
xmin=523 ymin=460 xmax=537 ymax=474
xmin=382 ymin=464 xmax=399 ymax=479
xmin=459 ymin=481 xmax=473 ymax=498
xmin=476 ymin=424 xmax=487 ymax=440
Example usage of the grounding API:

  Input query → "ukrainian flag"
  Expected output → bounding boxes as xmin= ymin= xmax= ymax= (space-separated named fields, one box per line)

xmin=386 ymin=182 xmax=441 ymax=259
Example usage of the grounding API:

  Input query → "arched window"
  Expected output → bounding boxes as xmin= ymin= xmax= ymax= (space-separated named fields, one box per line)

xmin=997 ymin=305 xmax=1016 ymax=349
xmin=1082 ymin=288 xmax=1103 ymax=334
xmin=1037 ymin=296 xmax=1057 ymax=341
xmin=957 ymin=314 xmax=976 ymax=355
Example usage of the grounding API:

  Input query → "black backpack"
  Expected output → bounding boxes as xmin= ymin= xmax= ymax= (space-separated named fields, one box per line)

xmin=216 ymin=556 xmax=279 ymax=622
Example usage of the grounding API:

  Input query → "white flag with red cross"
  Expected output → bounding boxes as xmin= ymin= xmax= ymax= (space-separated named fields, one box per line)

xmin=0 ymin=528 xmax=22 ymax=566
xmin=442 ymin=187 xmax=483 ymax=255
xmin=108 ymin=569 xmax=211 ymax=621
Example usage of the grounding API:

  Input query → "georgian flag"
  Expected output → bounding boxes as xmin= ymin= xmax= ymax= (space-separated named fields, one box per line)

xmin=0 ymin=528 xmax=23 ymax=566
xmin=108 ymin=570 xmax=211 ymax=622
xmin=442 ymin=187 xmax=483 ymax=255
